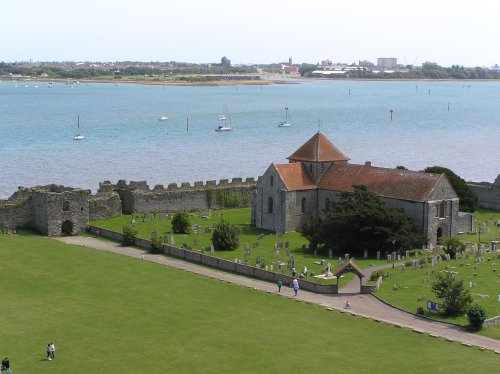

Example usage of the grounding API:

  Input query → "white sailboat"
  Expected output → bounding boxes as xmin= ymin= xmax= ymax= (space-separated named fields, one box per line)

xmin=73 ymin=115 xmax=85 ymax=140
xmin=215 ymin=112 xmax=233 ymax=132
xmin=158 ymin=114 xmax=169 ymax=121
xmin=278 ymin=106 xmax=292 ymax=127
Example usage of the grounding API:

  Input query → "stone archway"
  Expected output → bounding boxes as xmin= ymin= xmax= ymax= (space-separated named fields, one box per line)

xmin=436 ymin=226 xmax=444 ymax=243
xmin=61 ymin=220 xmax=74 ymax=235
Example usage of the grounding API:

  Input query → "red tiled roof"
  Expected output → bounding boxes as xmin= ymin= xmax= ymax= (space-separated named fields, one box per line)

xmin=318 ymin=164 xmax=443 ymax=202
xmin=275 ymin=163 xmax=316 ymax=191
xmin=287 ymin=132 xmax=349 ymax=162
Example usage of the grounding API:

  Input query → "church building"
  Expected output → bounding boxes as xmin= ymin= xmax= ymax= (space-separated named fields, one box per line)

xmin=251 ymin=133 xmax=474 ymax=245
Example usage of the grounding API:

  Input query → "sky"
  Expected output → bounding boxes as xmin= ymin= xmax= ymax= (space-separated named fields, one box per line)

xmin=1 ymin=0 xmax=499 ymax=67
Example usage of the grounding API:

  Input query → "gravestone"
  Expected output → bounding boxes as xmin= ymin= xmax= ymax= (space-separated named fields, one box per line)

xmin=170 ymin=235 xmax=175 ymax=245
xmin=363 ymin=249 xmax=368 ymax=259
xmin=338 ymin=257 xmax=342 ymax=267
xmin=158 ymin=213 xmax=163 ymax=221
xmin=210 ymin=245 xmax=214 ymax=253
xmin=275 ymin=250 xmax=279 ymax=258
xmin=193 ymin=238 xmax=198 ymax=247
xmin=285 ymin=241 xmax=289 ymax=249
xmin=328 ymin=249 xmax=333 ymax=259
xmin=345 ymin=253 xmax=349 ymax=261
xmin=377 ymin=251 xmax=380 ymax=260
xmin=406 ymin=250 xmax=409 ymax=259
xmin=286 ymin=248 xmax=291 ymax=257
xmin=151 ymin=231 xmax=157 ymax=239
xmin=261 ymin=259 xmax=266 ymax=268
xmin=314 ymin=251 xmax=317 ymax=257
xmin=256 ymin=256 xmax=261 ymax=266
xmin=151 ymin=213 xmax=155 ymax=221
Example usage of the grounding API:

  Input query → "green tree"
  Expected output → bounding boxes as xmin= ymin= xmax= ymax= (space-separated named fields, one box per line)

xmin=467 ymin=304 xmax=487 ymax=330
xmin=431 ymin=272 xmax=472 ymax=316
xmin=211 ymin=218 xmax=240 ymax=251
xmin=122 ymin=225 xmax=137 ymax=246
xmin=150 ymin=236 xmax=163 ymax=254
xmin=424 ymin=166 xmax=478 ymax=212
xmin=439 ymin=237 xmax=466 ymax=258
xmin=301 ymin=185 xmax=426 ymax=255
xmin=172 ymin=212 xmax=191 ymax=234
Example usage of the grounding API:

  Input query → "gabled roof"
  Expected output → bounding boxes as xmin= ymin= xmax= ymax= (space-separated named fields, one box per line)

xmin=287 ymin=132 xmax=349 ymax=163
xmin=333 ymin=259 xmax=365 ymax=279
xmin=275 ymin=163 xmax=316 ymax=191
xmin=318 ymin=163 xmax=443 ymax=202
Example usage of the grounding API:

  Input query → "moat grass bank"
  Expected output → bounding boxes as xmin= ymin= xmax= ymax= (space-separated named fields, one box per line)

xmin=1 ymin=230 xmax=498 ymax=373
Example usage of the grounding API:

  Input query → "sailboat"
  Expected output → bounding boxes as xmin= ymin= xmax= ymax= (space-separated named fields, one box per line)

xmin=278 ymin=106 xmax=292 ymax=127
xmin=73 ymin=115 xmax=85 ymax=140
xmin=215 ymin=111 xmax=233 ymax=132
xmin=158 ymin=114 xmax=169 ymax=121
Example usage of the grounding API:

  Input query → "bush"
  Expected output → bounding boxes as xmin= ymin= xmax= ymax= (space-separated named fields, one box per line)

xmin=431 ymin=272 xmax=472 ymax=316
xmin=172 ymin=212 xmax=191 ymax=234
xmin=439 ymin=237 xmax=466 ymax=258
xmin=467 ymin=304 xmax=487 ymax=330
xmin=211 ymin=218 xmax=240 ymax=251
xmin=150 ymin=236 xmax=163 ymax=254
xmin=122 ymin=225 xmax=137 ymax=246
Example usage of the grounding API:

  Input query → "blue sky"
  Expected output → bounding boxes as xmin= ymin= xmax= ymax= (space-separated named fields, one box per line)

xmin=1 ymin=0 xmax=499 ymax=67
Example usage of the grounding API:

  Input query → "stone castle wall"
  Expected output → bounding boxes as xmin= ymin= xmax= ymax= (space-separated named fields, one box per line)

xmin=89 ymin=192 xmax=122 ymax=221
xmin=0 ymin=188 xmax=34 ymax=229
xmin=100 ymin=178 xmax=257 ymax=214
xmin=467 ymin=174 xmax=500 ymax=211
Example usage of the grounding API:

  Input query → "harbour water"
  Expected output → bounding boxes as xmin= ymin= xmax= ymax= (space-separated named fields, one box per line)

xmin=1 ymin=79 xmax=499 ymax=199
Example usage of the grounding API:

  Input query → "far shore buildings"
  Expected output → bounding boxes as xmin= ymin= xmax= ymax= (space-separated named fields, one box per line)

xmin=252 ymin=133 xmax=474 ymax=245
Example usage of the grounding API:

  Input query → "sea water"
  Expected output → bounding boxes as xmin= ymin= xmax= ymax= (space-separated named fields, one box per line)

xmin=0 ymin=79 xmax=499 ymax=198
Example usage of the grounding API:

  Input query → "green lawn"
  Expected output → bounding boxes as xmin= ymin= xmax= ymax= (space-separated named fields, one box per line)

xmin=376 ymin=251 xmax=500 ymax=339
xmin=90 ymin=208 xmax=389 ymax=288
xmin=1 ymin=230 xmax=498 ymax=373
xmin=458 ymin=208 xmax=500 ymax=245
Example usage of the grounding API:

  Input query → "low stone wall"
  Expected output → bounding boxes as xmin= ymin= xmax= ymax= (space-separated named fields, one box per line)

xmin=361 ymin=275 xmax=383 ymax=294
xmin=88 ymin=225 xmax=338 ymax=294
xmin=483 ymin=315 xmax=500 ymax=327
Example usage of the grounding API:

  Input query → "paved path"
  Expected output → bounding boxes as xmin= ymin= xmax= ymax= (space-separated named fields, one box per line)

xmin=55 ymin=236 xmax=500 ymax=352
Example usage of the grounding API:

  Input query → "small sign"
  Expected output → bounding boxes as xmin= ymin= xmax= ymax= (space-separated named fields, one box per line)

xmin=427 ymin=301 xmax=439 ymax=312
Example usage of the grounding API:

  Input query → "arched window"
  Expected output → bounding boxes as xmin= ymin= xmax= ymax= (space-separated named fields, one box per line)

xmin=301 ymin=197 xmax=307 ymax=213
xmin=309 ymin=163 xmax=313 ymax=174
xmin=62 ymin=201 xmax=70 ymax=212
xmin=270 ymin=176 xmax=274 ymax=186
xmin=439 ymin=202 xmax=446 ymax=218
xmin=268 ymin=197 xmax=273 ymax=213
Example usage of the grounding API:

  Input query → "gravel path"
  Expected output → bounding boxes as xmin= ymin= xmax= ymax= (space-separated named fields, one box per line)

xmin=55 ymin=236 xmax=500 ymax=352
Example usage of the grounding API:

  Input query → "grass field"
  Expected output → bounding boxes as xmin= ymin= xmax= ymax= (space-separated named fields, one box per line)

xmin=90 ymin=208 xmax=388 ymax=288
xmin=0 ymin=230 xmax=498 ymax=373
xmin=376 ymin=250 xmax=500 ymax=339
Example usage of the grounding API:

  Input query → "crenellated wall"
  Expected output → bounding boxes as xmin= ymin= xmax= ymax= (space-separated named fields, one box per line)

xmin=89 ymin=192 xmax=122 ymax=221
xmin=100 ymin=178 xmax=257 ymax=214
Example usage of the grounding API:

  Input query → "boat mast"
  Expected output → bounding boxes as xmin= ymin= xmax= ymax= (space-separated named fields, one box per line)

xmin=284 ymin=106 xmax=289 ymax=122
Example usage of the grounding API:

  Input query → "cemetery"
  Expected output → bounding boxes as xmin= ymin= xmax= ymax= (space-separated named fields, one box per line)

xmin=90 ymin=207 xmax=391 ymax=290
xmin=1 ymin=230 xmax=499 ymax=373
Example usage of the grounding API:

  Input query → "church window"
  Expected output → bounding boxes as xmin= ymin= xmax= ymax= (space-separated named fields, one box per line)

xmin=309 ymin=163 xmax=313 ymax=174
xmin=301 ymin=197 xmax=307 ymax=213
xmin=270 ymin=176 xmax=274 ymax=186
xmin=439 ymin=201 xmax=446 ymax=218
xmin=63 ymin=201 xmax=70 ymax=212
xmin=321 ymin=163 xmax=325 ymax=173
xmin=268 ymin=197 xmax=273 ymax=214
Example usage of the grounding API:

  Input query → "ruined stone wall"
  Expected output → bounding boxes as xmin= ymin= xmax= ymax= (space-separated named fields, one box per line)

xmin=89 ymin=192 xmax=122 ymax=221
xmin=0 ymin=188 xmax=34 ymax=229
xmin=468 ymin=174 xmax=500 ymax=211
xmin=102 ymin=178 xmax=256 ymax=214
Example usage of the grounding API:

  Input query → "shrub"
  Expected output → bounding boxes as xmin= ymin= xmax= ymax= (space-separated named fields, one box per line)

xmin=122 ymin=225 xmax=137 ymax=246
xmin=439 ymin=237 xmax=466 ymax=258
xmin=467 ymin=304 xmax=487 ymax=330
xmin=431 ymin=272 xmax=472 ymax=316
xmin=150 ymin=236 xmax=163 ymax=254
xmin=211 ymin=218 xmax=240 ymax=251
xmin=172 ymin=212 xmax=191 ymax=234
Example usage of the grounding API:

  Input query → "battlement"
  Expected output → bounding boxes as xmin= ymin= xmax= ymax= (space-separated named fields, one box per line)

xmin=99 ymin=177 xmax=257 ymax=194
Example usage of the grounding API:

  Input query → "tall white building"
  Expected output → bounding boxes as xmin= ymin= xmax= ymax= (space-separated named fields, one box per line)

xmin=377 ymin=58 xmax=397 ymax=69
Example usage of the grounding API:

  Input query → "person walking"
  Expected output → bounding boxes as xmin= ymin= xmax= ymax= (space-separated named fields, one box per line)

xmin=50 ymin=342 xmax=56 ymax=360
xmin=292 ymin=278 xmax=299 ymax=296
xmin=277 ymin=280 xmax=282 ymax=292
xmin=46 ymin=343 xmax=52 ymax=361
xmin=1 ymin=357 xmax=11 ymax=374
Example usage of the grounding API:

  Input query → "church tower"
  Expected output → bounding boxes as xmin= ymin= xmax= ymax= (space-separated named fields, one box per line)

xmin=287 ymin=132 xmax=349 ymax=183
